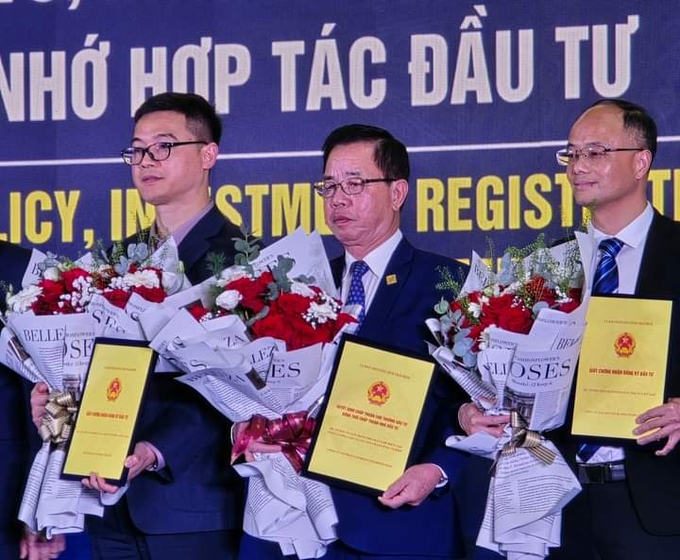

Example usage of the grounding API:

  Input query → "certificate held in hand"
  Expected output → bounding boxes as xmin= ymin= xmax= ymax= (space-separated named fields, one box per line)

xmin=303 ymin=335 xmax=436 ymax=494
xmin=572 ymin=295 xmax=673 ymax=442
xmin=62 ymin=338 xmax=157 ymax=484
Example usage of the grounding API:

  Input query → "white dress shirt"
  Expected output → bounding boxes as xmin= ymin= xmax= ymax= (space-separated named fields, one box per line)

xmin=339 ymin=230 xmax=403 ymax=312
xmin=581 ymin=202 xmax=654 ymax=464
xmin=338 ymin=229 xmax=447 ymax=485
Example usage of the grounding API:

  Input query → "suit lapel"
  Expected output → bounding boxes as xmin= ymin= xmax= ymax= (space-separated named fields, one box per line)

xmin=177 ymin=206 xmax=224 ymax=277
xmin=360 ymin=239 xmax=415 ymax=334
xmin=330 ymin=256 xmax=344 ymax=290
xmin=636 ymin=212 xmax=670 ymax=295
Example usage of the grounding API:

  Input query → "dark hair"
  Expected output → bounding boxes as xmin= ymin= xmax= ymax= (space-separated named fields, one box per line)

xmin=590 ymin=98 xmax=657 ymax=161
xmin=322 ymin=124 xmax=410 ymax=181
xmin=134 ymin=92 xmax=222 ymax=144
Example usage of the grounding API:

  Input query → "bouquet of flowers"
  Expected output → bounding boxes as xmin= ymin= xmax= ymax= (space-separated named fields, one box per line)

xmin=146 ymin=227 xmax=356 ymax=559
xmin=426 ymin=236 xmax=588 ymax=560
xmin=0 ymin=239 xmax=188 ymax=538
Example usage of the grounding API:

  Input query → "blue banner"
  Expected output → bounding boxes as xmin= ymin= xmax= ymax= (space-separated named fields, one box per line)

xmin=0 ymin=0 xmax=678 ymax=264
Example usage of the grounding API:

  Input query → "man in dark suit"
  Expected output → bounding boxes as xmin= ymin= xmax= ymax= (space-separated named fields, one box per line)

xmin=240 ymin=124 xmax=470 ymax=560
xmin=546 ymin=99 xmax=680 ymax=559
xmin=32 ymin=93 xmax=244 ymax=560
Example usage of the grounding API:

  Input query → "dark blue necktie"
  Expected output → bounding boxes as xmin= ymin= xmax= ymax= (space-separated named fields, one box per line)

xmin=346 ymin=260 xmax=369 ymax=327
xmin=578 ymin=237 xmax=624 ymax=462
xmin=591 ymin=237 xmax=625 ymax=295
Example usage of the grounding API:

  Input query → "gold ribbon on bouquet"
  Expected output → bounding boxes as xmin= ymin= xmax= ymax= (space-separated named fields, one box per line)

xmin=38 ymin=391 xmax=78 ymax=445
xmin=500 ymin=410 xmax=556 ymax=465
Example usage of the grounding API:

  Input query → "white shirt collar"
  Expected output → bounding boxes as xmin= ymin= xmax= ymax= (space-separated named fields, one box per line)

xmin=589 ymin=202 xmax=653 ymax=250
xmin=343 ymin=230 xmax=403 ymax=279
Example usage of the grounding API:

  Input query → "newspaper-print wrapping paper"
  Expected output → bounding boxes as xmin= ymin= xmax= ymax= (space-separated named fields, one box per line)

xmin=148 ymin=229 xmax=352 ymax=559
xmin=0 ymin=240 xmax=188 ymax=537
xmin=426 ymin=238 xmax=594 ymax=559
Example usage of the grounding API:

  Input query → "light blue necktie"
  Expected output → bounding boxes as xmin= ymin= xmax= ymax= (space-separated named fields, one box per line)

xmin=346 ymin=261 xmax=369 ymax=328
xmin=578 ymin=237 xmax=624 ymax=462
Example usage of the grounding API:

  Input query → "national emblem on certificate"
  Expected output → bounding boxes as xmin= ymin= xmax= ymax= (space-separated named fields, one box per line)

xmin=304 ymin=335 xmax=436 ymax=493
xmin=62 ymin=338 xmax=156 ymax=484
xmin=572 ymin=296 xmax=672 ymax=441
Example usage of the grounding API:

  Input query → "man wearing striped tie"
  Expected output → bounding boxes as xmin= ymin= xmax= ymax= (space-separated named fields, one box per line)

xmin=550 ymin=99 xmax=680 ymax=559
xmin=238 ymin=124 xmax=473 ymax=560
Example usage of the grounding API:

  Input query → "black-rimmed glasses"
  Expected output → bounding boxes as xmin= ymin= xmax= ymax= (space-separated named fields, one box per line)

xmin=121 ymin=141 xmax=208 ymax=165
xmin=312 ymin=177 xmax=395 ymax=198
xmin=555 ymin=145 xmax=644 ymax=166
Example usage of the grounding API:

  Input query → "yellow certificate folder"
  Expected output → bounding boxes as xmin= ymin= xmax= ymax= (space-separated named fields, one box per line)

xmin=62 ymin=338 xmax=157 ymax=484
xmin=572 ymin=296 xmax=672 ymax=441
xmin=304 ymin=335 xmax=436 ymax=494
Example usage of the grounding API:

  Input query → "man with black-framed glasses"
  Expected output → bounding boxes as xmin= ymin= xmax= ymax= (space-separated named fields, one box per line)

xmin=240 ymin=124 xmax=472 ymax=560
xmin=548 ymin=99 xmax=680 ymax=559
xmin=31 ymin=92 xmax=245 ymax=560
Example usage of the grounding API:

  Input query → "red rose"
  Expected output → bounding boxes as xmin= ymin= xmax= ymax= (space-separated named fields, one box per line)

xmin=479 ymin=293 xmax=515 ymax=327
xmin=496 ymin=304 xmax=533 ymax=334
xmin=275 ymin=292 xmax=311 ymax=315
xmin=251 ymin=311 xmax=288 ymax=343
xmin=103 ymin=289 xmax=131 ymax=309
xmin=60 ymin=268 xmax=91 ymax=292
xmin=38 ymin=279 xmax=66 ymax=301
xmin=133 ymin=285 xmax=166 ymax=303
xmin=225 ymin=274 xmax=270 ymax=314
xmin=187 ymin=303 xmax=211 ymax=322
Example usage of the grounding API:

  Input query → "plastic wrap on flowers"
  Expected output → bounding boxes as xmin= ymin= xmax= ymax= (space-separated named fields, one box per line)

xmin=425 ymin=237 xmax=588 ymax=559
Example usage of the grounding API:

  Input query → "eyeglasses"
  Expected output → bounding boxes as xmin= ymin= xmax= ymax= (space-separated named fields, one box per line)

xmin=555 ymin=145 xmax=644 ymax=166
xmin=312 ymin=177 xmax=395 ymax=198
xmin=120 ymin=141 xmax=208 ymax=165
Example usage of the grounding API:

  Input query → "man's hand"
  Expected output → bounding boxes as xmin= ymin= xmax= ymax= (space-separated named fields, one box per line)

xmin=458 ymin=401 xmax=510 ymax=437
xmin=20 ymin=526 xmax=65 ymax=560
xmin=233 ymin=421 xmax=282 ymax=462
xmin=30 ymin=382 xmax=50 ymax=429
xmin=377 ymin=463 xmax=442 ymax=509
xmin=634 ymin=397 xmax=680 ymax=455
xmin=81 ymin=441 xmax=157 ymax=493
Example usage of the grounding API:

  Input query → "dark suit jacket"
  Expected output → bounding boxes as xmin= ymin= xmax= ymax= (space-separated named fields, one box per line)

xmin=0 ymin=242 xmax=33 ymax=551
xmin=99 ymin=206 xmax=246 ymax=536
xmin=558 ymin=211 xmax=680 ymax=536
xmin=329 ymin=237 xmax=470 ymax=557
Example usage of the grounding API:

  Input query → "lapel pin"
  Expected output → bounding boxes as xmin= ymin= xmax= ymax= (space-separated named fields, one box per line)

xmin=386 ymin=274 xmax=398 ymax=285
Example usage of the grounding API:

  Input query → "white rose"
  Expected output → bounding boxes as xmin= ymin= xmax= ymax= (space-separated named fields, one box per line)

xmin=215 ymin=289 xmax=242 ymax=311
xmin=468 ymin=301 xmax=482 ymax=319
xmin=307 ymin=301 xmax=338 ymax=324
xmin=123 ymin=269 xmax=160 ymax=289
xmin=42 ymin=267 xmax=60 ymax=281
xmin=216 ymin=266 xmax=250 ymax=288
xmin=290 ymin=281 xmax=316 ymax=298
xmin=6 ymin=285 xmax=42 ymax=313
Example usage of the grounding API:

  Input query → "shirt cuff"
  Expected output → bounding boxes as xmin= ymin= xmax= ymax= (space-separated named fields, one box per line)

xmin=138 ymin=440 xmax=165 ymax=471
xmin=434 ymin=464 xmax=448 ymax=488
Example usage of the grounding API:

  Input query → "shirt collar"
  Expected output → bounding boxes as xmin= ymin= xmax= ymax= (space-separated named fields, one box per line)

xmin=589 ymin=202 xmax=653 ymax=250
xmin=152 ymin=201 xmax=214 ymax=247
xmin=343 ymin=230 xmax=403 ymax=279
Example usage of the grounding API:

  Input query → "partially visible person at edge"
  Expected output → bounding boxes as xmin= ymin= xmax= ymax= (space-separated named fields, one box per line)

xmin=30 ymin=92 xmax=245 ymax=560
xmin=238 ymin=123 xmax=474 ymax=560
xmin=1 ymin=240 xmax=67 ymax=560
xmin=548 ymin=99 xmax=680 ymax=559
